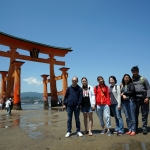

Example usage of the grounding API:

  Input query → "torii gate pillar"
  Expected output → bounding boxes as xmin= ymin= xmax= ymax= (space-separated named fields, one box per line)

xmin=59 ymin=67 xmax=70 ymax=97
xmin=12 ymin=61 xmax=25 ymax=110
xmin=41 ymin=74 xmax=49 ymax=108
xmin=0 ymin=71 xmax=8 ymax=99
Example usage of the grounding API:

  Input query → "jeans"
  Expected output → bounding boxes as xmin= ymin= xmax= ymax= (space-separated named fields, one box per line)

xmin=110 ymin=104 xmax=124 ymax=133
xmin=96 ymin=105 xmax=111 ymax=128
xmin=135 ymin=99 xmax=149 ymax=130
xmin=6 ymin=105 xmax=11 ymax=115
xmin=67 ymin=106 xmax=80 ymax=133
xmin=122 ymin=100 xmax=136 ymax=132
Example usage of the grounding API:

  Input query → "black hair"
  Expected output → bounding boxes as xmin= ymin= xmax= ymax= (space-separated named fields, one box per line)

xmin=97 ymin=76 xmax=106 ymax=85
xmin=121 ymin=74 xmax=132 ymax=86
xmin=81 ymin=77 xmax=88 ymax=82
xmin=109 ymin=75 xmax=117 ymax=84
xmin=131 ymin=66 xmax=139 ymax=72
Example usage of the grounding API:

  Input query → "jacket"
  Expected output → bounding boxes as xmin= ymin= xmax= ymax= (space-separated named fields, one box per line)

xmin=81 ymin=85 xmax=96 ymax=107
xmin=94 ymin=84 xmax=111 ymax=105
xmin=110 ymin=85 xmax=121 ymax=107
xmin=132 ymin=75 xmax=150 ymax=99
xmin=121 ymin=82 xmax=136 ymax=101
xmin=64 ymin=85 xmax=83 ymax=107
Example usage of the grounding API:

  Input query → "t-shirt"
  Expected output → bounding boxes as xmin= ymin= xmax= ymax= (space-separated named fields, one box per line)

xmin=110 ymin=86 xmax=118 ymax=104
xmin=5 ymin=100 xmax=11 ymax=108
xmin=81 ymin=88 xmax=91 ymax=107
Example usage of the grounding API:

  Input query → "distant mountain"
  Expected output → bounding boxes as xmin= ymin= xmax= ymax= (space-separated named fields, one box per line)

xmin=21 ymin=92 xmax=43 ymax=99
xmin=21 ymin=92 xmax=63 ymax=99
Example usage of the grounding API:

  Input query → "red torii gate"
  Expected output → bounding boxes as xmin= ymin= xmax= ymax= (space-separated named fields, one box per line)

xmin=0 ymin=32 xmax=72 ymax=109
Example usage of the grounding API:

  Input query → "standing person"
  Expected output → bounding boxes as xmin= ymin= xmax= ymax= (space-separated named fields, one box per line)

xmin=94 ymin=76 xmax=111 ymax=136
xmin=81 ymin=77 xmax=95 ymax=136
xmin=109 ymin=76 xmax=124 ymax=135
xmin=131 ymin=66 xmax=150 ymax=134
xmin=5 ymin=98 xmax=12 ymax=116
xmin=63 ymin=76 xmax=83 ymax=138
xmin=121 ymin=74 xmax=136 ymax=136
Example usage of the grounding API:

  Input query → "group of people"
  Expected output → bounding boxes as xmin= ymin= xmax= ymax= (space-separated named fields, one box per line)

xmin=63 ymin=66 xmax=150 ymax=137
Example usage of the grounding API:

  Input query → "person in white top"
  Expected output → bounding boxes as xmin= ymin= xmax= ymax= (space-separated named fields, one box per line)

xmin=5 ymin=98 xmax=12 ymax=116
xmin=81 ymin=77 xmax=95 ymax=136
xmin=109 ymin=76 xmax=124 ymax=135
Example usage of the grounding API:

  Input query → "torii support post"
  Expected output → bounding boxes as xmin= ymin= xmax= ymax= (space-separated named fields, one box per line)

xmin=41 ymin=74 xmax=49 ymax=109
xmin=49 ymin=55 xmax=58 ymax=107
xmin=0 ymin=71 xmax=8 ymax=99
xmin=59 ymin=67 xmax=70 ymax=97
xmin=12 ymin=61 xmax=25 ymax=110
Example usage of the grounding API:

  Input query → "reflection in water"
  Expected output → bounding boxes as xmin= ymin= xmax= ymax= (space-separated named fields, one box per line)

xmin=0 ymin=108 xmax=57 ymax=139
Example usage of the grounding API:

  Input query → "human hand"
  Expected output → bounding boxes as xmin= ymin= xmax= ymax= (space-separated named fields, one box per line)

xmin=118 ymin=106 xmax=121 ymax=110
xmin=144 ymin=98 xmax=149 ymax=104
xmin=62 ymin=105 xmax=66 ymax=111
xmin=121 ymin=93 xmax=124 ymax=96
xmin=123 ymin=95 xmax=126 ymax=100
xmin=92 ymin=106 xmax=95 ymax=111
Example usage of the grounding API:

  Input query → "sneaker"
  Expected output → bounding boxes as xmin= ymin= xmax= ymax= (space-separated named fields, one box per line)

xmin=77 ymin=132 xmax=83 ymax=137
xmin=107 ymin=131 xmax=112 ymax=136
xmin=101 ymin=130 xmax=105 ymax=134
xmin=65 ymin=132 xmax=71 ymax=138
xmin=113 ymin=130 xmax=118 ymax=134
xmin=117 ymin=132 xmax=123 ymax=136
xmin=143 ymin=129 xmax=148 ymax=135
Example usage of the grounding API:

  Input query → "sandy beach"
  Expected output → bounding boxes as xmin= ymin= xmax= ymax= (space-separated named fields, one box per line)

xmin=0 ymin=107 xmax=150 ymax=150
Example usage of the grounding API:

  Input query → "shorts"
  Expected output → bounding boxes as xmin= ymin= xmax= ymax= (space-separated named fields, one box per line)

xmin=81 ymin=107 xmax=93 ymax=113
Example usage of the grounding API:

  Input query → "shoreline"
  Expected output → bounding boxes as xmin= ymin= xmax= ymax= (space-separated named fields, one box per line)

xmin=0 ymin=108 xmax=150 ymax=150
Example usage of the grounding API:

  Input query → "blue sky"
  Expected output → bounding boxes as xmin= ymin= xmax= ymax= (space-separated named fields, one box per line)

xmin=0 ymin=0 xmax=150 ymax=93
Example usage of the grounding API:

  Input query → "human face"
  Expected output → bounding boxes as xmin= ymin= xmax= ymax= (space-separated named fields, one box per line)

xmin=72 ymin=77 xmax=78 ymax=87
xmin=109 ymin=78 xmax=115 ymax=86
xmin=98 ymin=77 xmax=104 ymax=85
xmin=82 ymin=78 xmax=87 ymax=87
xmin=124 ymin=75 xmax=130 ymax=84
xmin=132 ymin=70 xmax=139 ymax=78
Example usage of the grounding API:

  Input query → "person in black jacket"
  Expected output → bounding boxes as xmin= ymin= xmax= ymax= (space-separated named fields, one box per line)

xmin=63 ymin=76 xmax=83 ymax=138
xmin=121 ymin=74 xmax=136 ymax=136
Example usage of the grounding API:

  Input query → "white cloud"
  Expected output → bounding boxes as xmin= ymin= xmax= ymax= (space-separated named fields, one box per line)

xmin=23 ymin=77 xmax=42 ymax=86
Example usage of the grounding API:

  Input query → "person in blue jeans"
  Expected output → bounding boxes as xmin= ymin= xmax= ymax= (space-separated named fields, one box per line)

xmin=109 ymin=76 xmax=124 ymax=135
xmin=63 ymin=76 xmax=83 ymax=138
xmin=121 ymin=74 xmax=136 ymax=136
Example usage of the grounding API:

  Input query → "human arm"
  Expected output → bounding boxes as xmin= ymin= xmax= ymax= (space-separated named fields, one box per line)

xmin=116 ymin=86 xmax=121 ymax=108
xmin=78 ymin=87 xmax=83 ymax=107
xmin=123 ymin=83 xmax=135 ymax=96
xmin=89 ymin=86 xmax=96 ymax=109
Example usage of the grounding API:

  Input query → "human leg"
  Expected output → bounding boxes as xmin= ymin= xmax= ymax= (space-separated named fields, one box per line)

xmin=96 ymin=105 xmax=105 ymax=129
xmin=66 ymin=106 xmax=73 ymax=133
xmin=83 ymin=113 xmax=88 ymax=134
xmin=115 ymin=105 xmax=124 ymax=134
xmin=122 ymin=101 xmax=132 ymax=132
xmin=74 ymin=106 xmax=81 ymax=133
xmin=141 ymin=102 xmax=149 ymax=134
xmin=110 ymin=104 xmax=119 ymax=132
xmin=88 ymin=112 xmax=93 ymax=135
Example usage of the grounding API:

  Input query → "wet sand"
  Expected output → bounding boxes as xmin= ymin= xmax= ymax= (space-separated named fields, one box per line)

xmin=0 ymin=108 xmax=150 ymax=150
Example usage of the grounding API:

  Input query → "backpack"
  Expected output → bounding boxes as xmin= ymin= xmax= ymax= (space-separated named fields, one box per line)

xmin=140 ymin=76 xmax=146 ymax=89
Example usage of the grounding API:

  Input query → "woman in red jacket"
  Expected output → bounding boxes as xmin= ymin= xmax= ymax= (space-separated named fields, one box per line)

xmin=94 ymin=76 xmax=111 ymax=136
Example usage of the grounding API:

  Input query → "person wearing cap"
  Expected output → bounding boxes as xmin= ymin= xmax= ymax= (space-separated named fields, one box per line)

xmin=131 ymin=66 xmax=150 ymax=134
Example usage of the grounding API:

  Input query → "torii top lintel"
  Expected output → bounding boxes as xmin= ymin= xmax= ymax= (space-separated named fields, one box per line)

xmin=0 ymin=32 xmax=72 ymax=57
